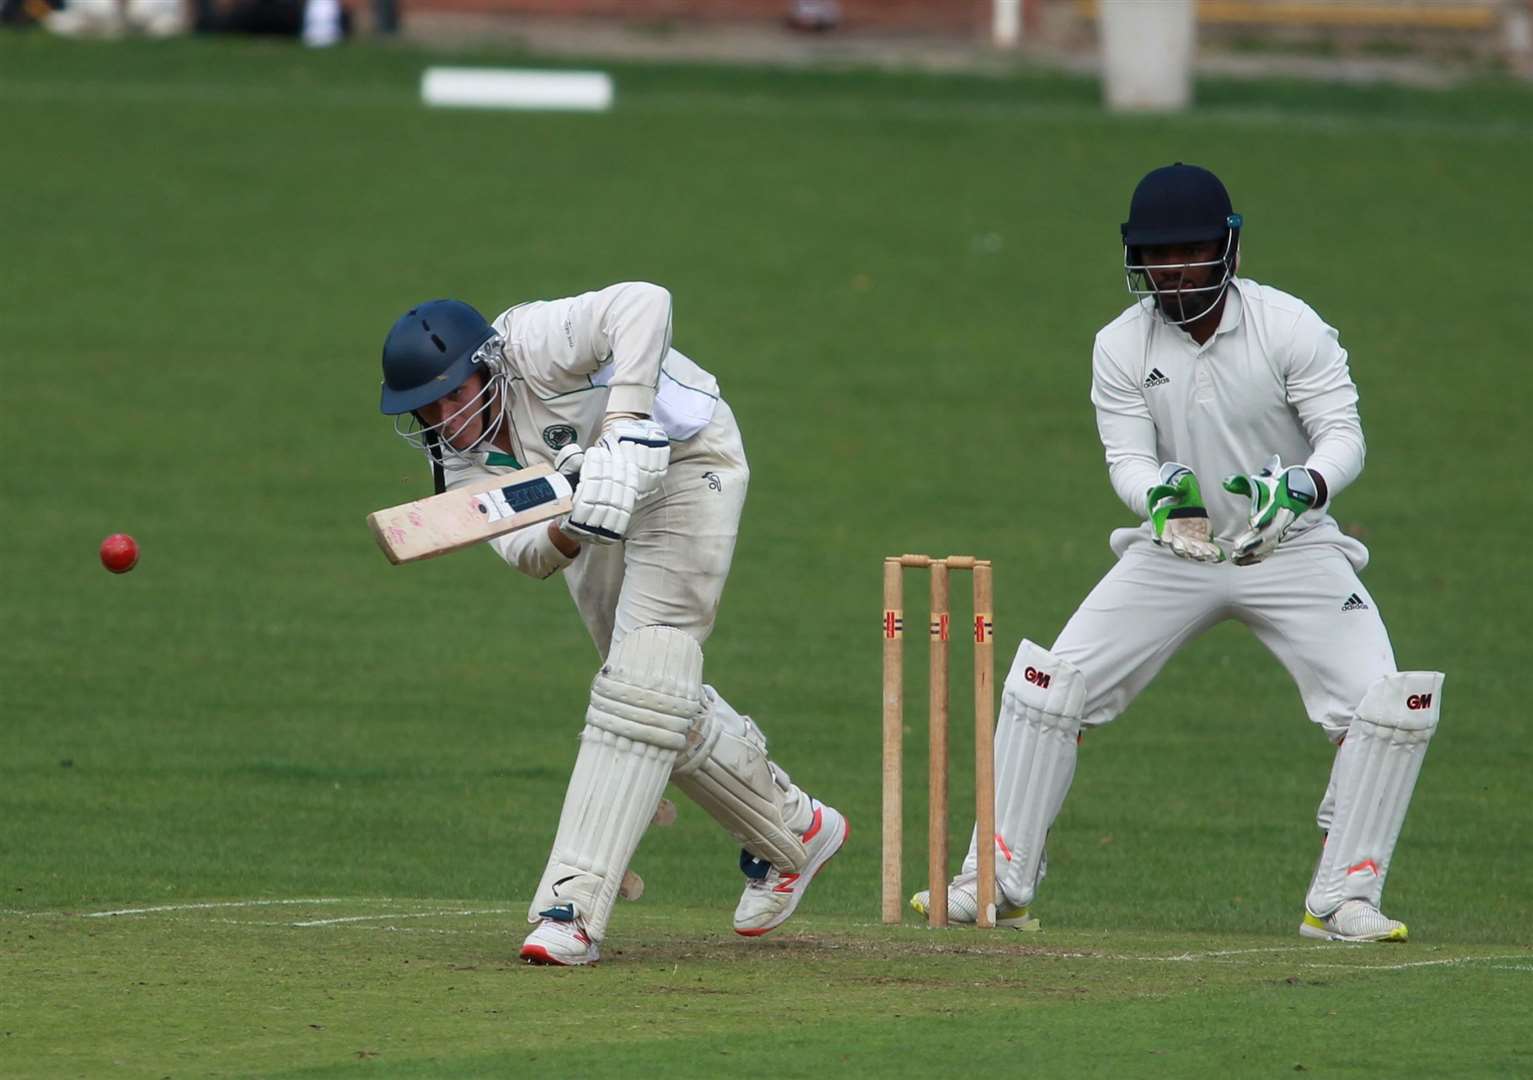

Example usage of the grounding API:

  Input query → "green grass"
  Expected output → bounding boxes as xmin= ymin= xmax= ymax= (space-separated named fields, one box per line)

xmin=1 ymin=34 xmax=1530 ymax=1077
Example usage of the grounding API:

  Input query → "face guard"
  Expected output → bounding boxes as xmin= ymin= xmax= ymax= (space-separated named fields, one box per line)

xmin=392 ymin=335 xmax=511 ymax=467
xmin=1123 ymin=217 xmax=1241 ymax=326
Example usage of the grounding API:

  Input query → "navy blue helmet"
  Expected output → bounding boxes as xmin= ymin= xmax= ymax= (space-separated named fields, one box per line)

xmin=1121 ymin=163 xmax=1242 ymax=325
xmin=379 ymin=299 xmax=497 ymax=416
xmin=379 ymin=299 xmax=509 ymax=466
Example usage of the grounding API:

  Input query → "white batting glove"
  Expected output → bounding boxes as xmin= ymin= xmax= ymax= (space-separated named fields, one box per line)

xmin=1147 ymin=463 xmax=1225 ymax=564
xmin=559 ymin=444 xmax=638 ymax=545
xmin=1222 ymin=455 xmax=1319 ymax=566
xmin=596 ymin=418 xmax=670 ymax=502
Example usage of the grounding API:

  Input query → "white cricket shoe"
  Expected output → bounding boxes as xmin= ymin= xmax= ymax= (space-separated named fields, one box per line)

xmin=1300 ymin=899 xmax=1408 ymax=943
xmin=520 ymin=905 xmax=600 ymax=966
xmin=909 ymin=870 xmax=1039 ymax=930
xmin=733 ymin=801 xmax=849 ymax=937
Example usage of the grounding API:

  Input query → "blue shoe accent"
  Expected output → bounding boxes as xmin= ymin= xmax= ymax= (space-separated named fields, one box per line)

xmin=537 ymin=903 xmax=577 ymax=922
xmin=739 ymin=849 xmax=772 ymax=881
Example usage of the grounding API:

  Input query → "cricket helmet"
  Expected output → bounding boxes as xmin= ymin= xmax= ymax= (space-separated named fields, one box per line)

xmin=1120 ymin=163 xmax=1242 ymax=325
xmin=379 ymin=299 xmax=498 ymax=415
xmin=379 ymin=299 xmax=510 ymax=464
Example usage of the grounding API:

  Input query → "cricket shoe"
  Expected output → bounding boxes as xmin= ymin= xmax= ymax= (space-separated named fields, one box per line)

xmin=520 ymin=904 xmax=600 ymax=965
xmin=733 ymin=801 xmax=849 ymax=937
xmin=1299 ymin=899 xmax=1408 ymax=943
xmin=909 ymin=871 xmax=1039 ymax=930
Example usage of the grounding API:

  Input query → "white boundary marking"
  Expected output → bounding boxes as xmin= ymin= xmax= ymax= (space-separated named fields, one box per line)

xmin=292 ymin=908 xmax=513 ymax=927
xmin=81 ymin=898 xmax=347 ymax=918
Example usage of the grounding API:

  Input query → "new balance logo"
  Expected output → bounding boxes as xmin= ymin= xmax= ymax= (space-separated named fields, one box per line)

xmin=1341 ymin=593 xmax=1369 ymax=611
xmin=1143 ymin=367 xmax=1170 ymax=388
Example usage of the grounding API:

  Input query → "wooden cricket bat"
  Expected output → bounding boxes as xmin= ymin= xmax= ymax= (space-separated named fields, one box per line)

xmin=367 ymin=463 xmax=574 ymax=565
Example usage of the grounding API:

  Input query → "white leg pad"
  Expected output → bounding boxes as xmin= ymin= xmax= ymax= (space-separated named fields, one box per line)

xmin=988 ymin=640 xmax=1087 ymax=907
xmin=669 ymin=687 xmax=812 ymax=872
xmin=1306 ymin=671 xmax=1443 ymax=917
xmin=529 ymin=626 xmax=705 ymax=940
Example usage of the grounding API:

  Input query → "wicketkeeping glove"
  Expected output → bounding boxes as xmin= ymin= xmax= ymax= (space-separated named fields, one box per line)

xmin=596 ymin=417 xmax=670 ymax=502
xmin=1146 ymin=462 xmax=1225 ymax=564
xmin=559 ymin=443 xmax=638 ymax=545
xmin=1222 ymin=455 xmax=1318 ymax=566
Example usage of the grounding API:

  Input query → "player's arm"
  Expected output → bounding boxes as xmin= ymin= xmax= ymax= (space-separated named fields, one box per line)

xmin=489 ymin=519 xmax=580 ymax=578
xmin=516 ymin=283 xmax=673 ymax=498
xmin=1093 ymin=339 xmax=1223 ymax=561
xmin=514 ymin=282 xmax=672 ymax=414
xmin=574 ymin=283 xmax=673 ymax=496
xmin=1284 ymin=305 xmax=1365 ymax=507
xmin=1090 ymin=338 xmax=1162 ymax=518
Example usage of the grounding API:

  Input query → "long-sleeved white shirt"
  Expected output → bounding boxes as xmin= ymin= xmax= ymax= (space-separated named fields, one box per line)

xmin=439 ymin=281 xmax=723 ymax=578
xmin=1092 ymin=278 xmax=1366 ymax=556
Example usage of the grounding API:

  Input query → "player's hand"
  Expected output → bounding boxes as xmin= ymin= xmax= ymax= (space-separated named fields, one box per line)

xmin=559 ymin=444 xmax=638 ymax=545
xmin=554 ymin=443 xmax=585 ymax=483
xmin=596 ymin=418 xmax=670 ymax=502
xmin=1222 ymin=455 xmax=1318 ymax=566
xmin=1147 ymin=463 xmax=1225 ymax=563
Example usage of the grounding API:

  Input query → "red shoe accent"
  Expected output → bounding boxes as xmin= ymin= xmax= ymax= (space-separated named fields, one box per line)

xmin=1347 ymin=858 xmax=1381 ymax=877
xmin=734 ymin=814 xmax=851 ymax=938
xmin=800 ymin=806 xmax=824 ymax=843
xmin=773 ymin=872 xmax=801 ymax=895
xmin=520 ymin=944 xmax=564 ymax=966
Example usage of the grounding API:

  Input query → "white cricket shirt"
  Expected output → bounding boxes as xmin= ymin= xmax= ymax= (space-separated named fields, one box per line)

xmin=438 ymin=281 xmax=724 ymax=578
xmin=1091 ymin=277 xmax=1367 ymax=561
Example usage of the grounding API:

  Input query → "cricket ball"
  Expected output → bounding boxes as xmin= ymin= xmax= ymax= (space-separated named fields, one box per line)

xmin=100 ymin=533 xmax=139 ymax=574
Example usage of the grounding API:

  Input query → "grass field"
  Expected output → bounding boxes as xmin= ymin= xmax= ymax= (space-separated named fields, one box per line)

xmin=2 ymin=33 xmax=1531 ymax=1077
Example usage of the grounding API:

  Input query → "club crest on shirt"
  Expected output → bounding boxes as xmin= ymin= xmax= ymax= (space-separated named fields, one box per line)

xmin=542 ymin=424 xmax=578 ymax=451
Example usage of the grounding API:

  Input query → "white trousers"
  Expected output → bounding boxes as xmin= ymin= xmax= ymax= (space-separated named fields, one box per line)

xmin=565 ymin=400 xmax=748 ymax=656
xmin=560 ymin=399 xmax=815 ymax=848
xmin=1057 ymin=536 xmax=1397 ymax=740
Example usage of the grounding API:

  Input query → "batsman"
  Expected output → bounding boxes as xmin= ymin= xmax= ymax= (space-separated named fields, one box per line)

xmin=377 ymin=283 xmax=848 ymax=965
xmin=915 ymin=163 xmax=1442 ymax=942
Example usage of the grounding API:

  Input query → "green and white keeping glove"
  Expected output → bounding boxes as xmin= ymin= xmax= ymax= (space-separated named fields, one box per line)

xmin=1222 ymin=455 xmax=1319 ymax=566
xmin=1147 ymin=462 xmax=1225 ymax=564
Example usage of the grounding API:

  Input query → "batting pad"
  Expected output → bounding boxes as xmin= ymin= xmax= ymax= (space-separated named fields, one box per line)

xmin=670 ymin=687 xmax=811 ymax=872
xmin=989 ymin=640 xmax=1087 ymax=907
xmin=530 ymin=626 xmax=706 ymax=941
xmin=1306 ymin=671 xmax=1443 ymax=917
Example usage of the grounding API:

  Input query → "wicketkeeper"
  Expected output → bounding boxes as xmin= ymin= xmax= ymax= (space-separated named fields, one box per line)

xmin=377 ymin=283 xmax=849 ymax=965
xmin=915 ymin=163 xmax=1442 ymax=942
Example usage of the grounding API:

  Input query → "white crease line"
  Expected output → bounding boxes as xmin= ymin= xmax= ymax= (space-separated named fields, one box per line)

xmin=1153 ymin=946 xmax=1313 ymax=961
xmin=292 ymin=908 xmax=513 ymax=927
xmin=1291 ymin=954 xmax=1531 ymax=972
xmin=82 ymin=898 xmax=349 ymax=918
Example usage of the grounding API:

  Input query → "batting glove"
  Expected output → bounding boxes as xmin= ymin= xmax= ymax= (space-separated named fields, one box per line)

xmin=1147 ymin=463 xmax=1225 ymax=564
xmin=596 ymin=417 xmax=670 ymax=502
xmin=559 ymin=444 xmax=638 ymax=545
xmin=1222 ymin=455 xmax=1318 ymax=565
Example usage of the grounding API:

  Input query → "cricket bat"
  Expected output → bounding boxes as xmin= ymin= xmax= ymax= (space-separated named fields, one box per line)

xmin=367 ymin=463 xmax=574 ymax=565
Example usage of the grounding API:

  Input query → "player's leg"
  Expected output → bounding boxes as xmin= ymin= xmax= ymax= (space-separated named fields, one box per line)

xmin=914 ymin=542 xmax=1226 ymax=925
xmin=1301 ymin=672 xmax=1441 ymax=941
xmin=671 ymin=687 xmax=849 ymax=936
xmin=522 ymin=625 xmax=705 ymax=965
xmin=616 ymin=403 xmax=847 ymax=934
xmin=1235 ymin=545 xmax=1442 ymax=942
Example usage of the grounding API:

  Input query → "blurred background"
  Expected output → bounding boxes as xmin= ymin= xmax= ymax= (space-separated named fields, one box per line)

xmin=7 ymin=0 xmax=1532 ymax=86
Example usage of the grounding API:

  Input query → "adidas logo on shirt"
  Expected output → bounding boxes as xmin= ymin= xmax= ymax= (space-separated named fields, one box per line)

xmin=1341 ymin=593 xmax=1369 ymax=612
xmin=1143 ymin=367 xmax=1170 ymax=388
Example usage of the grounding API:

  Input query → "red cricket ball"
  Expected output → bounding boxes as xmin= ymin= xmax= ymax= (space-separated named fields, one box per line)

xmin=100 ymin=533 xmax=139 ymax=574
